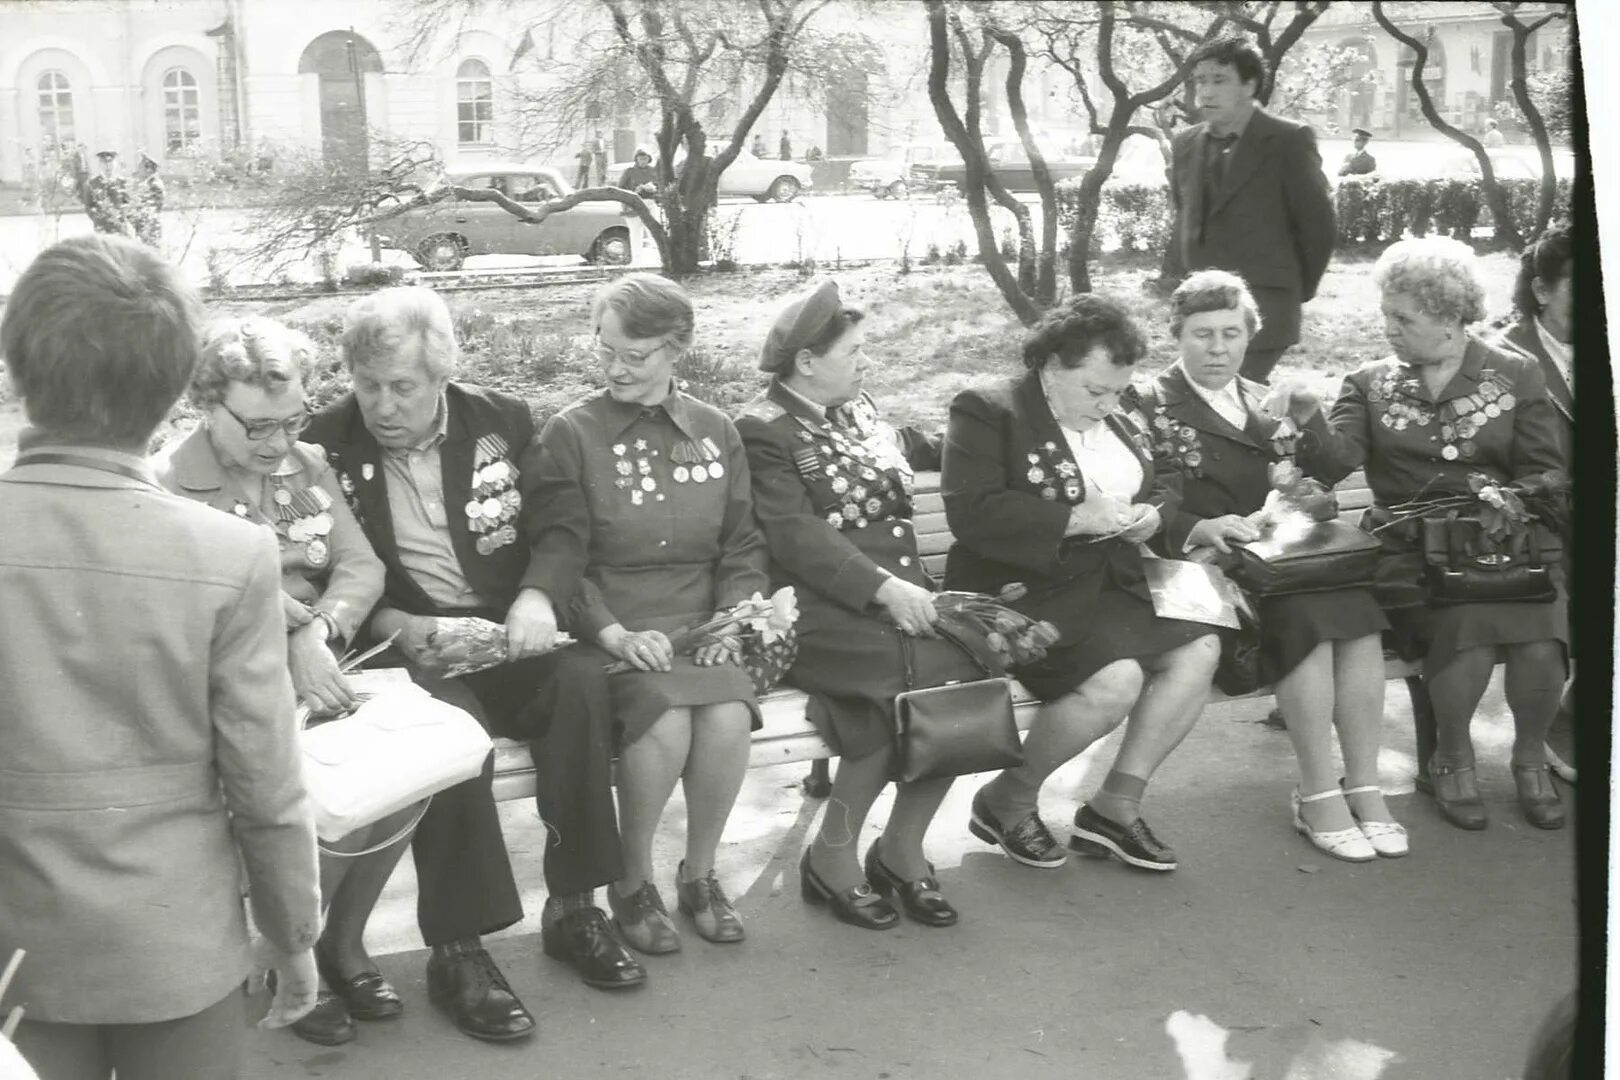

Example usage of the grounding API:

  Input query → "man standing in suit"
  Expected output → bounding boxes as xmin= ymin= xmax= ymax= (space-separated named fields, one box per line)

xmin=1338 ymin=128 xmax=1378 ymax=176
xmin=1169 ymin=36 xmax=1336 ymax=384
xmin=305 ymin=287 xmax=648 ymax=1040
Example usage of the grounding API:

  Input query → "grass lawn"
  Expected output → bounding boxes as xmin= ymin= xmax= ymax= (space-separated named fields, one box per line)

xmin=0 ymin=248 xmax=1522 ymax=451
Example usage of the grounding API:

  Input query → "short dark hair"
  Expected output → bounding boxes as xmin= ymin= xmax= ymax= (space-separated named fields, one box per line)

xmin=0 ymin=234 xmax=202 ymax=446
xmin=1168 ymin=269 xmax=1263 ymax=338
xmin=1022 ymin=294 xmax=1146 ymax=371
xmin=1189 ymin=36 xmax=1266 ymax=89
xmin=800 ymin=308 xmax=865 ymax=357
xmin=1512 ymin=223 xmax=1573 ymax=318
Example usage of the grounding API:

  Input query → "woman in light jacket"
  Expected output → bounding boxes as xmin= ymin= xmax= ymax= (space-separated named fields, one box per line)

xmin=0 ymin=235 xmax=320 ymax=1079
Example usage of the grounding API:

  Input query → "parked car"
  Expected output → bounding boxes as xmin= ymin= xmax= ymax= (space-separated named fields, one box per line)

xmin=1437 ymin=148 xmax=1540 ymax=181
xmin=934 ymin=139 xmax=1097 ymax=193
xmin=847 ymin=142 xmax=959 ymax=199
xmin=608 ymin=149 xmax=814 ymax=202
xmin=374 ymin=163 xmax=637 ymax=271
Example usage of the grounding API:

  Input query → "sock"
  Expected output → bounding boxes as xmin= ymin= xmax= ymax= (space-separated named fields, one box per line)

xmin=541 ymin=890 xmax=595 ymax=928
xmin=1089 ymin=770 xmax=1148 ymax=826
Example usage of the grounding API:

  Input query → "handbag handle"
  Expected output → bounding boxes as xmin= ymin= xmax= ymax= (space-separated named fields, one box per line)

xmin=318 ymin=797 xmax=431 ymax=859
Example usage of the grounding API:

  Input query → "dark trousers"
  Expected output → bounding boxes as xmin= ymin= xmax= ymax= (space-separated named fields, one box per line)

xmin=418 ymin=645 xmax=623 ymax=899
xmin=1239 ymin=345 xmax=1288 ymax=384
xmin=15 ymin=989 xmax=244 ymax=1080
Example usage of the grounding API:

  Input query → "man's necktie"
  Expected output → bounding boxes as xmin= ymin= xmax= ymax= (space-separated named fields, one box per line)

xmin=1208 ymin=132 xmax=1239 ymax=192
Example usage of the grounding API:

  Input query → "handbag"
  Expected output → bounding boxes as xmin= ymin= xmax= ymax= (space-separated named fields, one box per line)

xmin=1421 ymin=515 xmax=1561 ymax=605
xmin=1228 ymin=520 xmax=1381 ymax=596
xmin=738 ymin=626 xmax=799 ymax=696
xmin=300 ymin=672 xmax=494 ymax=844
xmin=892 ymin=627 xmax=1022 ymax=784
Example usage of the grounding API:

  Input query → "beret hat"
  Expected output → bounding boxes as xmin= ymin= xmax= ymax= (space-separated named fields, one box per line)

xmin=1351 ymin=127 xmax=1372 ymax=139
xmin=759 ymin=278 xmax=842 ymax=373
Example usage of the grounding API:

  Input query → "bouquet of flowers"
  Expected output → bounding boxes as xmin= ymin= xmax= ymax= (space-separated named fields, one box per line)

xmin=932 ymin=584 xmax=1061 ymax=670
xmin=605 ymin=587 xmax=801 ymax=693
xmin=1372 ymin=470 xmax=1569 ymax=544
xmin=1254 ymin=460 xmax=1339 ymax=527
xmin=416 ymin=618 xmax=575 ymax=679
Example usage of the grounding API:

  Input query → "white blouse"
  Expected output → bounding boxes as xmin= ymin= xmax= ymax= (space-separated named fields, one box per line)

xmin=1059 ymin=420 xmax=1143 ymax=501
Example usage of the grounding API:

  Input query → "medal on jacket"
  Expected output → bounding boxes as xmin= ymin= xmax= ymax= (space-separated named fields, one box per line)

xmin=612 ymin=439 xmax=663 ymax=506
xmin=1436 ymin=372 xmax=1515 ymax=463
xmin=283 ymin=486 xmax=334 ymax=566
xmin=470 ymin=433 xmax=521 ymax=550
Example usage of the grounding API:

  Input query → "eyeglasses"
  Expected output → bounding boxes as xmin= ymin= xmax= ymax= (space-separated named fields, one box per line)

xmin=220 ymin=400 xmax=312 ymax=441
xmin=594 ymin=337 xmax=674 ymax=369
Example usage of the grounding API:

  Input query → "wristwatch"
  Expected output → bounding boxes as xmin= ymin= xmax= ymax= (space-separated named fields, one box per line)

xmin=312 ymin=610 xmax=342 ymax=644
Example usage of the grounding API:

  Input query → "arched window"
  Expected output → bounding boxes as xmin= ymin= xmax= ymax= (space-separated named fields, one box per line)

xmin=163 ymin=68 xmax=202 ymax=151
xmin=37 ymin=70 xmax=75 ymax=153
xmin=457 ymin=58 xmax=493 ymax=145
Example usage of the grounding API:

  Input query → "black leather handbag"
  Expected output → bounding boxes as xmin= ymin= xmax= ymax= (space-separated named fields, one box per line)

xmin=1421 ymin=515 xmax=1561 ymax=605
xmin=1228 ymin=520 xmax=1381 ymax=596
xmin=893 ymin=630 xmax=1022 ymax=784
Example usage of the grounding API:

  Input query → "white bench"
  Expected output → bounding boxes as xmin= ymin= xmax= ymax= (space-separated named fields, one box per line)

xmin=489 ymin=469 xmax=1422 ymax=803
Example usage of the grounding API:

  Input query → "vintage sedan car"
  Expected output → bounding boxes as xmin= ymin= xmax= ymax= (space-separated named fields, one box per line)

xmin=373 ymin=163 xmax=638 ymax=271
xmin=847 ymin=142 xmax=959 ymax=199
xmin=934 ymin=139 xmax=1096 ymax=193
xmin=608 ymin=149 xmax=815 ymax=202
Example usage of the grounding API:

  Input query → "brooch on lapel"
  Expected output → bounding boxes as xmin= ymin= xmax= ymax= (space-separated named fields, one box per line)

xmin=361 ymin=462 xmax=375 ymax=482
xmin=231 ymin=500 xmax=251 ymax=518
xmin=670 ymin=436 xmax=725 ymax=484
xmin=326 ymin=451 xmax=366 ymax=527
xmin=1148 ymin=415 xmax=1206 ymax=476
xmin=1435 ymin=371 xmax=1516 ymax=461
xmin=1026 ymin=441 xmax=1082 ymax=503
xmin=611 ymin=438 xmax=664 ymax=507
xmin=468 ymin=433 xmax=521 ymax=554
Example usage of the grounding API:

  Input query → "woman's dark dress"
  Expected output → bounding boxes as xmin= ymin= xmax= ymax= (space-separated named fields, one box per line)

xmin=737 ymin=384 xmax=990 ymax=760
xmin=941 ymin=373 xmax=1213 ymax=701
xmin=1133 ymin=363 xmax=1387 ymax=684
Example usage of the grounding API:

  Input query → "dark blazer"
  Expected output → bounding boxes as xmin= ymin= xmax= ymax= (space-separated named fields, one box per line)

xmin=305 ymin=382 xmax=583 ymax=621
xmin=1129 ymin=363 xmax=1301 ymax=554
xmin=940 ymin=372 xmax=1178 ymax=612
xmin=1494 ymin=316 xmax=1572 ymax=454
xmin=1169 ymin=107 xmax=1336 ymax=353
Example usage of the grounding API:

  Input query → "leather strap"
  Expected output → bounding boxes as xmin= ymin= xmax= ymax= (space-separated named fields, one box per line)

xmin=14 ymin=450 xmax=157 ymax=489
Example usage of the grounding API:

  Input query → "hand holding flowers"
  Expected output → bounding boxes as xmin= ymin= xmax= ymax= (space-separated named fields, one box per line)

xmin=603 ymin=587 xmax=799 ymax=675
xmin=932 ymin=584 xmax=1060 ymax=670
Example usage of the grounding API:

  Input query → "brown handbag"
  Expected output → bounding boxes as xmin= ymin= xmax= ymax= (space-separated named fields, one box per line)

xmin=1228 ymin=520 xmax=1382 ymax=596
xmin=893 ymin=628 xmax=1022 ymax=784
xmin=1421 ymin=515 xmax=1561 ymax=605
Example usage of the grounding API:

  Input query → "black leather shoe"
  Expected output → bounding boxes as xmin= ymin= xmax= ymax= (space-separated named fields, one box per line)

xmin=799 ymin=850 xmax=899 ymax=930
xmin=541 ymin=908 xmax=649 ymax=989
xmin=968 ymin=788 xmax=1067 ymax=869
xmin=1069 ymin=804 xmax=1177 ymax=871
xmin=1429 ymin=756 xmax=1487 ymax=831
xmin=864 ymin=840 xmax=958 ymax=928
xmin=316 ymin=946 xmax=402 ymax=1021
xmin=425 ymin=941 xmax=535 ymax=1042
xmin=290 ymin=990 xmax=356 ymax=1047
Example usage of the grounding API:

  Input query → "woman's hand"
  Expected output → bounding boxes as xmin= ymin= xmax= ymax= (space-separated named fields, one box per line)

xmin=287 ymin=622 xmax=357 ymax=715
xmin=256 ymin=943 xmax=318 ymax=1030
xmin=1117 ymin=504 xmax=1162 ymax=543
xmin=1186 ymin=514 xmax=1264 ymax=553
xmin=1064 ymin=494 xmax=1135 ymax=537
xmin=600 ymin=625 xmax=674 ymax=672
xmin=875 ymin=576 xmax=938 ymax=637
xmin=692 ymin=634 xmax=741 ymax=667
xmin=1261 ymin=379 xmax=1322 ymax=426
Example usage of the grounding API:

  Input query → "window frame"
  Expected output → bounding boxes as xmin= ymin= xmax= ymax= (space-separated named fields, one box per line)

xmin=36 ymin=69 xmax=75 ymax=152
xmin=162 ymin=67 xmax=202 ymax=152
xmin=456 ymin=58 xmax=494 ymax=147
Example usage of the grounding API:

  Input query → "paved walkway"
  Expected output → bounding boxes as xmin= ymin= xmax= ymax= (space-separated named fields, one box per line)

xmin=243 ymin=675 xmax=1576 ymax=1080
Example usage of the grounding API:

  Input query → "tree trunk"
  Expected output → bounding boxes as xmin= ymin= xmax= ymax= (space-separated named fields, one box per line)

xmin=1505 ymin=11 xmax=1565 ymax=238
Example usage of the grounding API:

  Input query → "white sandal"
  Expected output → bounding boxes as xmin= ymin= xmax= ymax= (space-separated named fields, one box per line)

xmin=1292 ymin=788 xmax=1377 ymax=863
xmin=1341 ymin=784 xmax=1410 ymax=858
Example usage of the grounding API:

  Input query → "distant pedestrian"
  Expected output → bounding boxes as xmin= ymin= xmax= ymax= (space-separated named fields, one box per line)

xmin=1167 ymin=35 xmax=1335 ymax=383
xmin=1483 ymin=117 xmax=1506 ymax=147
xmin=83 ymin=150 xmax=131 ymax=236
xmin=591 ymin=129 xmax=607 ymax=186
xmin=617 ymin=147 xmax=658 ymax=198
xmin=751 ymin=133 xmax=768 ymax=157
xmin=779 ymin=130 xmax=792 ymax=161
xmin=131 ymin=152 xmax=165 ymax=249
xmin=68 ymin=143 xmax=89 ymax=203
xmin=1338 ymin=127 xmax=1377 ymax=176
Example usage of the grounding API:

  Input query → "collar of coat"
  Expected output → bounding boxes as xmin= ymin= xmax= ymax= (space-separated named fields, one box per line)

xmin=1153 ymin=362 xmax=1272 ymax=448
xmin=164 ymin=422 xmax=305 ymax=494
xmin=596 ymin=384 xmax=703 ymax=442
xmin=1188 ymin=106 xmax=1291 ymax=213
xmin=1501 ymin=316 xmax=1573 ymax=421
xmin=1389 ymin=336 xmax=1502 ymax=404
xmin=1014 ymin=370 xmax=1154 ymax=481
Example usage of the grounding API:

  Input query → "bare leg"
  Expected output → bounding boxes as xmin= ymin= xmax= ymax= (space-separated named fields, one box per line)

xmin=680 ymin=700 xmax=753 ymax=876
xmin=1426 ymin=645 xmax=1497 ymax=768
xmin=1503 ymin=640 xmax=1567 ymax=767
xmin=321 ymin=804 xmax=420 ymax=977
xmin=807 ymin=742 xmax=893 ymax=892
xmin=881 ymin=775 xmax=953 ymax=880
xmin=1331 ymin=635 xmax=1393 ymax=824
xmin=614 ymin=707 xmax=692 ymax=895
xmin=977 ymin=659 xmax=1143 ymax=823
xmin=1274 ymin=642 xmax=1352 ymax=832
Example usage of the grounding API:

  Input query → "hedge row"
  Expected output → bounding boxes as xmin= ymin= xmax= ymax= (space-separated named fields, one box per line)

xmin=1051 ymin=174 xmax=1570 ymax=253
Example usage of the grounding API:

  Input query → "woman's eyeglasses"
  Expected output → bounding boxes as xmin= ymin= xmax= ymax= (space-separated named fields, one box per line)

xmin=221 ymin=401 xmax=313 ymax=441
xmin=594 ymin=338 xmax=673 ymax=369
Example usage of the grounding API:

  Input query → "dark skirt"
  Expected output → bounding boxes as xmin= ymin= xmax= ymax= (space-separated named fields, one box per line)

xmin=1374 ymin=549 xmax=1570 ymax=670
xmin=785 ymin=595 xmax=991 ymax=760
xmin=569 ymin=643 xmax=760 ymax=748
xmin=1256 ymin=586 xmax=1389 ymax=684
xmin=1010 ymin=584 xmax=1214 ymax=702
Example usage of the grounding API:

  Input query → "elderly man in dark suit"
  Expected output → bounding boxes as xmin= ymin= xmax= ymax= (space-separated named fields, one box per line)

xmin=1169 ymin=36 xmax=1336 ymax=384
xmin=305 ymin=287 xmax=649 ymax=1041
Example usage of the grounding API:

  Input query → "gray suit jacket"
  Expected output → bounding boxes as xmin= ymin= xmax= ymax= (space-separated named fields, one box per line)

xmin=0 ymin=441 xmax=319 ymax=1024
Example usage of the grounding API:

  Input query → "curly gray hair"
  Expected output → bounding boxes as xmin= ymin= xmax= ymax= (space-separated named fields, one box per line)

xmin=1371 ymin=236 xmax=1487 ymax=325
xmin=190 ymin=316 xmax=319 ymax=407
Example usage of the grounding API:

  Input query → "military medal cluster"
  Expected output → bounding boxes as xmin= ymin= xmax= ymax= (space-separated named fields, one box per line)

xmin=1368 ymin=364 xmax=1516 ymax=462
xmin=467 ymin=433 xmax=521 ymax=555
xmin=271 ymin=480 xmax=335 ymax=567
xmin=612 ymin=436 xmax=725 ymax=508
xmin=1026 ymin=441 xmax=1083 ymax=502
xmin=792 ymin=422 xmax=901 ymax=531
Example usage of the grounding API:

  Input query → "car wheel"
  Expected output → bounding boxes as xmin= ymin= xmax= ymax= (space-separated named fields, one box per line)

xmin=587 ymin=227 xmax=632 ymax=266
xmin=886 ymin=180 xmax=909 ymax=200
xmin=418 ymin=234 xmax=465 ymax=272
xmin=767 ymin=176 xmax=802 ymax=202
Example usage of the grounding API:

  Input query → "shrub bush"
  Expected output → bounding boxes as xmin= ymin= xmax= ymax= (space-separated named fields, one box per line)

xmin=1334 ymin=174 xmax=1569 ymax=246
xmin=344 ymin=262 xmax=407 ymax=287
xmin=1053 ymin=181 xmax=1172 ymax=254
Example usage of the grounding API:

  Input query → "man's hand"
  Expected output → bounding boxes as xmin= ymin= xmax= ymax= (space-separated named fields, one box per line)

xmin=505 ymin=589 xmax=559 ymax=659
xmin=287 ymin=623 xmax=357 ymax=715
xmin=600 ymin=625 xmax=674 ymax=671
xmin=255 ymin=941 xmax=318 ymax=1030
xmin=1186 ymin=514 xmax=1264 ymax=554
xmin=1118 ymin=504 xmax=1162 ymax=543
xmin=874 ymin=576 xmax=938 ymax=637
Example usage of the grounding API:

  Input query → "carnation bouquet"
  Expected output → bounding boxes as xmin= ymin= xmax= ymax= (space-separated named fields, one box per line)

xmin=604 ymin=587 xmax=801 ymax=693
xmin=413 ymin=617 xmax=576 ymax=679
xmin=931 ymin=584 xmax=1061 ymax=669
